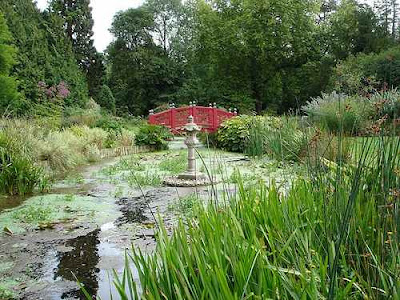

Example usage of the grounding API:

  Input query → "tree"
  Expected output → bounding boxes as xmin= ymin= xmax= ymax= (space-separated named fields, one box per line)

xmin=49 ymin=0 xmax=95 ymax=68
xmin=327 ymin=0 xmax=388 ymax=60
xmin=107 ymin=7 xmax=180 ymax=115
xmin=0 ymin=0 xmax=88 ymax=110
xmin=49 ymin=0 xmax=104 ymax=98
xmin=175 ymin=0 xmax=321 ymax=113
xmin=375 ymin=0 xmax=392 ymax=36
xmin=97 ymin=84 xmax=116 ymax=114
xmin=0 ymin=13 xmax=19 ymax=114
xmin=145 ymin=0 xmax=182 ymax=53
xmin=87 ymin=52 xmax=106 ymax=99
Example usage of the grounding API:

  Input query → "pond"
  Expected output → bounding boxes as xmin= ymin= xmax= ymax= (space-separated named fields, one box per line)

xmin=0 ymin=144 xmax=296 ymax=299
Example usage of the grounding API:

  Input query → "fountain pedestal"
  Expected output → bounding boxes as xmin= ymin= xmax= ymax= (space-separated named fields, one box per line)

xmin=164 ymin=116 xmax=209 ymax=187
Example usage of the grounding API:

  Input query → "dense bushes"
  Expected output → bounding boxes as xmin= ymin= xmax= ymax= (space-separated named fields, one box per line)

xmin=0 ymin=117 xmax=138 ymax=195
xmin=135 ymin=124 xmax=173 ymax=151
xmin=0 ymin=13 xmax=19 ymax=115
xmin=215 ymin=115 xmax=308 ymax=161
xmin=0 ymin=0 xmax=89 ymax=114
xmin=215 ymin=116 xmax=255 ymax=153
xmin=303 ymin=90 xmax=400 ymax=134
xmin=332 ymin=46 xmax=400 ymax=94
xmin=97 ymin=85 xmax=116 ymax=115
xmin=302 ymin=92 xmax=372 ymax=134
xmin=264 ymin=117 xmax=310 ymax=161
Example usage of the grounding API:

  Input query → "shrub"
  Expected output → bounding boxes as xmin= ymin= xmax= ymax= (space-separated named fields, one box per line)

xmin=37 ymin=131 xmax=83 ymax=172
xmin=97 ymin=85 xmax=116 ymax=114
xmin=368 ymin=89 xmax=400 ymax=120
xmin=95 ymin=115 xmax=122 ymax=135
xmin=116 ymin=128 xmax=135 ymax=147
xmin=215 ymin=115 xmax=254 ymax=152
xmin=303 ymin=92 xmax=372 ymax=134
xmin=62 ymin=106 xmax=101 ymax=128
xmin=331 ymin=46 xmax=400 ymax=93
xmin=135 ymin=124 xmax=172 ymax=150
xmin=0 ymin=132 xmax=43 ymax=195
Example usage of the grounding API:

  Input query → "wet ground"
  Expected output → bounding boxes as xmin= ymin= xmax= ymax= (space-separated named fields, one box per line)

xmin=0 ymin=140 xmax=299 ymax=299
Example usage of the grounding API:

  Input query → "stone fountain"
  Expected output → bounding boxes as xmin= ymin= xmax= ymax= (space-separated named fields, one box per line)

xmin=163 ymin=115 xmax=210 ymax=187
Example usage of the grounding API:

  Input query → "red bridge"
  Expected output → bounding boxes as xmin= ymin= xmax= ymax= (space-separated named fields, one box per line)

xmin=148 ymin=102 xmax=237 ymax=134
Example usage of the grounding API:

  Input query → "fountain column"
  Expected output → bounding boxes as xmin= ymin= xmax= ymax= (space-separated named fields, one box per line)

xmin=178 ymin=115 xmax=206 ymax=180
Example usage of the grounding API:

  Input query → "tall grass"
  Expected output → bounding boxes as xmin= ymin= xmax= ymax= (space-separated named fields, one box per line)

xmin=108 ymin=124 xmax=399 ymax=299
xmin=0 ymin=118 xmax=138 ymax=195
xmin=0 ymin=129 xmax=44 ymax=195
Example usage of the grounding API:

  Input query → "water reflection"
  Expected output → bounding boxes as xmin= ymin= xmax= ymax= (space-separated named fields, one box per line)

xmin=54 ymin=229 xmax=100 ymax=299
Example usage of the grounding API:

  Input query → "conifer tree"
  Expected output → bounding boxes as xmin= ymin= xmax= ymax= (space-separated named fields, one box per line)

xmin=0 ymin=12 xmax=19 ymax=114
xmin=0 ymin=0 xmax=88 ymax=109
xmin=49 ymin=0 xmax=104 ymax=98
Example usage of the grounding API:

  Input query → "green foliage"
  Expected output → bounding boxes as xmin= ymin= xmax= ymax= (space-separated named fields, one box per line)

xmin=62 ymin=103 xmax=102 ymax=128
xmin=126 ymin=170 xmax=162 ymax=188
xmin=169 ymin=193 xmax=200 ymax=217
xmin=11 ymin=206 xmax=52 ymax=223
xmin=215 ymin=116 xmax=253 ymax=153
xmin=107 ymin=7 xmax=180 ymax=116
xmin=264 ymin=117 xmax=310 ymax=162
xmin=0 ymin=131 xmax=44 ymax=195
xmin=95 ymin=115 xmax=122 ymax=135
xmin=49 ymin=0 xmax=104 ymax=99
xmin=332 ymin=46 xmax=400 ymax=93
xmin=0 ymin=117 xmax=138 ymax=196
xmin=0 ymin=0 xmax=89 ymax=113
xmin=303 ymin=92 xmax=372 ymax=134
xmin=97 ymin=85 xmax=116 ymax=114
xmin=115 ymin=134 xmax=400 ymax=299
xmin=0 ymin=13 xmax=19 ymax=114
xmin=158 ymin=152 xmax=186 ymax=174
xmin=216 ymin=115 xmax=281 ymax=154
xmin=369 ymin=89 xmax=400 ymax=119
xmin=134 ymin=124 xmax=172 ymax=150
xmin=216 ymin=115 xmax=310 ymax=162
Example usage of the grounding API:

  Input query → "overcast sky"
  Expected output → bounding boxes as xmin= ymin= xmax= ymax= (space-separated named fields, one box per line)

xmin=36 ymin=0 xmax=375 ymax=53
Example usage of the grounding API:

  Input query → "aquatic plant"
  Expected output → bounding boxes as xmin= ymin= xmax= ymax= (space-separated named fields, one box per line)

xmin=110 ymin=127 xmax=400 ymax=299
xmin=158 ymin=151 xmax=187 ymax=174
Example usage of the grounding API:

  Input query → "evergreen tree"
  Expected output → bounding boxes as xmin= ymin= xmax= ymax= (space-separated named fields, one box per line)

xmin=97 ymin=84 xmax=116 ymax=114
xmin=0 ymin=0 xmax=88 ymax=110
xmin=87 ymin=52 xmax=106 ymax=99
xmin=391 ymin=0 xmax=398 ymax=39
xmin=375 ymin=0 xmax=392 ymax=36
xmin=0 ymin=13 xmax=19 ymax=114
xmin=49 ymin=0 xmax=104 ymax=98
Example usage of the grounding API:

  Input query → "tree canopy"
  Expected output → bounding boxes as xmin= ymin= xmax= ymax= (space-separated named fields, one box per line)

xmin=0 ymin=0 xmax=400 ymax=116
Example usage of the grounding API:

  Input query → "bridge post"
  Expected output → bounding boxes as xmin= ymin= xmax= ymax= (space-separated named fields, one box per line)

xmin=149 ymin=109 xmax=155 ymax=124
xmin=192 ymin=101 xmax=197 ymax=122
xmin=170 ymin=103 xmax=176 ymax=133
xmin=212 ymin=103 xmax=217 ymax=131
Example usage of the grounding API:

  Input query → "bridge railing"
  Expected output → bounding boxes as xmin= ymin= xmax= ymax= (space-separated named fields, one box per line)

xmin=148 ymin=102 xmax=237 ymax=134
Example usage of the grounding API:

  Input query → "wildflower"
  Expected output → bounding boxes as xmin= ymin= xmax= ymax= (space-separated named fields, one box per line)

xmin=57 ymin=81 xmax=70 ymax=99
xmin=37 ymin=81 xmax=46 ymax=89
